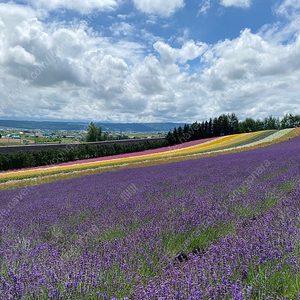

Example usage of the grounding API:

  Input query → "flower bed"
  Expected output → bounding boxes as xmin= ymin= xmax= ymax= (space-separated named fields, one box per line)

xmin=0 ymin=136 xmax=300 ymax=298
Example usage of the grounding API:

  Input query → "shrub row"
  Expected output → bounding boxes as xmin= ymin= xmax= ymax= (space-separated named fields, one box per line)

xmin=0 ymin=140 xmax=169 ymax=171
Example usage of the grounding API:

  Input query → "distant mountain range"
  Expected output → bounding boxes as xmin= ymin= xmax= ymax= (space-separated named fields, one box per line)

xmin=0 ymin=120 xmax=187 ymax=132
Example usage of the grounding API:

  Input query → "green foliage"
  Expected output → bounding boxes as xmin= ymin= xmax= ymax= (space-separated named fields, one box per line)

xmin=0 ymin=140 xmax=169 ymax=171
xmin=165 ymin=112 xmax=300 ymax=147
xmin=163 ymin=223 xmax=235 ymax=257
xmin=97 ymin=126 xmax=102 ymax=141
xmin=86 ymin=122 xmax=98 ymax=142
xmin=245 ymin=261 xmax=300 ymax=299
xmin=281 ymin=113 xmax=300 ymax=128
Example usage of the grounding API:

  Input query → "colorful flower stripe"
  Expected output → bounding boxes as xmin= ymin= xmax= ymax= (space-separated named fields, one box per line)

xmin=0 ymin=129 xmax=296 ymax=181
xmin=0 ymin=128 xmax=299 ymax=190
xmin=226 ymin=128 xmax=294 ymax=150
xmin=0 ymin=131 xmax=285 ymax=180
xmin=0 ymin=137 xmax=221 ymax=174
xmin=169 ymin=131 xmax=267 ymax=155
xmin=0 ymin=133 xmax=251 ymax=179
xmin=171 ymin=128 xmax=296 ymax=160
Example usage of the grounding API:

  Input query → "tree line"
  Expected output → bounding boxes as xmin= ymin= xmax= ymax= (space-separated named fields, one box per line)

xmin=166 ymin=113 xmax=299 ymax=146
xmin=0 ymin=140 xmax=168 ymax=171
xmin=0 ymin=113 xmax=299 ymax=171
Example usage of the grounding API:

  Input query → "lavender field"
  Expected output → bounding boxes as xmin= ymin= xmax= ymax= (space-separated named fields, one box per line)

xmin=1 ymin=137 xmax=300 ymax=299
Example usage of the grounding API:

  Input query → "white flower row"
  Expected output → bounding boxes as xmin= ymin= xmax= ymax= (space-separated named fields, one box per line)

xmin=231 ymin=128 xmax=294 ymax=150
xmin=185 ymin=129 xmax=294 ymax=157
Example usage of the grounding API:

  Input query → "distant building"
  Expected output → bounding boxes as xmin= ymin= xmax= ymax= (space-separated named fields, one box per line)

xmin=35 ymin=130 xmax=43 ymax=138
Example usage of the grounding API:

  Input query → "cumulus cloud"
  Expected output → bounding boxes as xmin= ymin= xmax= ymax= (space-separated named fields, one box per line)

xmin=132 ymin=0 xmax=185 ymax=17
xmin=153 ymin=41 xmax=207 ymax=65
xmin=0 ymin=3 xmax=46 ymax=29
xmin=1 ymin=2 xmax=300 ymax=122
xmin=8 ymin=45 xmax=36 ymax=65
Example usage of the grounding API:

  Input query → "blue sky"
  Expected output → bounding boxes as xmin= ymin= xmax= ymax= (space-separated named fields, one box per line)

xmin=0 ymin=0 xmax=299 ymax=122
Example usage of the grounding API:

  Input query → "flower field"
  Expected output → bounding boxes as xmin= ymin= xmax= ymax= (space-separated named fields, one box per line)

xmin=0 ymin=128 xmax=298 ymax=189
xmin=0 ymin=134 xmax=300 ymax=299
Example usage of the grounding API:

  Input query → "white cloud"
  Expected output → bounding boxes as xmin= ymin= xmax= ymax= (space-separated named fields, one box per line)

xmin=117 ymin=13 xmax=135 ymax=20
xmin=153 ymin=41 xmax=207 ymax=65
xmin=8 ymin=45 xmax=36 ymax=65
xmin=176 ymin=29 xmax=190 ymax=44
xmin=153 ymin=42 xmax=177 ymax=64
xmin=0 ymin=3 xmax=46 ymax=29
xmin=275 ymin=0 xmax=300 ymax=17
xmin=178 ymin=41 xmax=207 ymax=64
xmin=198 ymin=0 xmax=211 ymax=16
xmin=132 ymin=0 xmax=185 ymax=17
xmin=220 ymin=0 xmax=252 ymax=8
xmin=145 ymin=15 xmax=158 ymax=25
xmin=1 ymin=2 xmax=300 ymax=122
xmin=199 ymin=0 xmax=252 ymax=16
xmin=274 ymin=0 xmax=300 ymax=34
xmin=110 ymin=22 xmax=135 ymax=36
xmin=25 ymin=0 xmax=118 ymax=13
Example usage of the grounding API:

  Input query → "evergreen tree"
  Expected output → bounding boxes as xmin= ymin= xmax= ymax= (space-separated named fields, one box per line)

xmin=264 ymin=116 xmax=277 ymax=130
xmin=208 ymin=119 xmax=213 ymax=137
xmin=173 ymin=128 xmax=180 ymax=144
xmin=218 ymin=114 xmax=230 ymax=135
xmin=204 ymin=121 xmax=208 ymax=137
xmin=242 ymin=118 xmax=256 ymax=132
xmin=229 ymin=113 xmax=239 ymax=134
xmin=166 ymin=131 xmax=175 ymax=145
xmin=103 ymin=131 xmax=109 ymax=141
xmin=255 ymin=119 xmax=264 ymax=131
xmin=86 ymin=122 xmax=98 ymax=142
xmin=213 ymin=117 xmax=220 ymax=136
xmin=97 ymin=126 xmax=102 ymax=141
xmin=178 ymin=126 xmax=183 ymax=142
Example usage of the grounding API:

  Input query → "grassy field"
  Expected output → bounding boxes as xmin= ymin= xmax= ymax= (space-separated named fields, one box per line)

xmin=0 ymin=138 xmax=24 ymax=146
